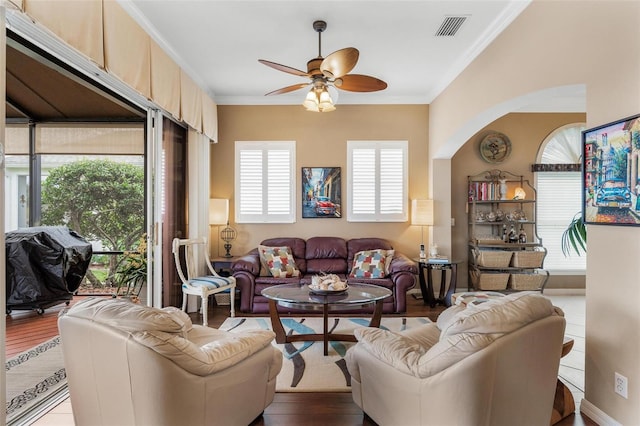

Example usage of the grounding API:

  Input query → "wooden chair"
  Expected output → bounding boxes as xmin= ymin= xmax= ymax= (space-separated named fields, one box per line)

xmin=172 ymin=237 xmax=235 ymax=326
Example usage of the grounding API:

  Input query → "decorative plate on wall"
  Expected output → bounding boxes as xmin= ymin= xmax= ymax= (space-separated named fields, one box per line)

xmin=479 ymin=132 xmax=512 ymax=163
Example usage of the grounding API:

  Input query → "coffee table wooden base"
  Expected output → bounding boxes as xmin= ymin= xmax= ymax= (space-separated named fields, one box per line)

xmin=268 ymin=299 xmax=384 ymax=356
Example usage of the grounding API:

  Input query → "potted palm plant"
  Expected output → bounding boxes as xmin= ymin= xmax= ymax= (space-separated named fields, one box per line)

xmin=115 ymin=234 xmax=147 ymax=301
xmin=561 ymin=213 xmax=587 ymax=256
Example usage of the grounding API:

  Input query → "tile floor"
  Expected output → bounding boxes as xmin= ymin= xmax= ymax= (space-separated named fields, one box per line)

xmin=28 ymin=294 xmax=586 ymax=426
xmin=547 ymin=294 xmax=586 ymax=409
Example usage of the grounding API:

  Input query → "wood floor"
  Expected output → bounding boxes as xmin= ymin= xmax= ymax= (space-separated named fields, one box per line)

xmin=5 ymin=298 xmax=81 ymax=358
xmin=6 ymin=293 xmax=596 ymax=426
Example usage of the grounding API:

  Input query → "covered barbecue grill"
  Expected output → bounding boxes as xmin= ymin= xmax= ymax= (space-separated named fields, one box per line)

xmin=5 ymin=226 xmax=92 ymax=314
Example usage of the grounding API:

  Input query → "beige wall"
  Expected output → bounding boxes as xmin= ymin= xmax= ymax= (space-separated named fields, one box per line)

xmin=451 ymin=112 xmax=586 ymax=290
xmin=210 ymin=104 xmax=429 ymax=258
xmin=430 ymin=1 xmax=640 ymax=423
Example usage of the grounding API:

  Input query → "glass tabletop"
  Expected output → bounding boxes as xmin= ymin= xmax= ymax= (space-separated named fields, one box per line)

xmin=261 ymin=283 xmax=391 ymax=306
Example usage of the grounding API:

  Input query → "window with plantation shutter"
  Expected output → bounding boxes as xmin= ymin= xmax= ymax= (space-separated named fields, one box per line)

xmin=347 ymin=141 xmax=408 ymax=222
xmin=235 ymin=141 xmax=295 ymax=223
xmin=535 ymin=123 xmax=586 ymax=272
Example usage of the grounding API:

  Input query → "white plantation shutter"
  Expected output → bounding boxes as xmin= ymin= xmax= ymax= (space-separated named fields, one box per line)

xmin=348 ymin=141 xmax=408 ymax=222
xmin=238 ymin=149 xmax=263 ymax=215
xmin=267 ymin=149 xmax=291 ymax=215
xmin=235 ymin=141 xmax=295 ymax=223
xmin=380 ymin=148 xmax=404 ymax=214
xmin=351 ymin=148 xmax=376 ymax=214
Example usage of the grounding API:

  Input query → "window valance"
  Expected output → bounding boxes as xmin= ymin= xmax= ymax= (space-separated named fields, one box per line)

xmin=21 ymin=0 xmax=217 ymax=141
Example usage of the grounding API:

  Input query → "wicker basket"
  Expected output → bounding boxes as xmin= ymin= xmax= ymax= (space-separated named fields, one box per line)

xmin=471 ymin=270 xmax=509 ymax=290
xmin=509 ymin=273 xmax=546 ymax=290
xmin=214 ymin=293 xmax=231 ymax=305
xmin=511 ymin=250 xmax=546 ymax=268
xmin=475 ymin=250 xmax=513 ymax=268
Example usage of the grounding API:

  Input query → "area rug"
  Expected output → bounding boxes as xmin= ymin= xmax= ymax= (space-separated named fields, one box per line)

xmin=220 ymin=316 xmax=431 ymax=392
xmin=5 ymin=336 xmax=68 ymax=425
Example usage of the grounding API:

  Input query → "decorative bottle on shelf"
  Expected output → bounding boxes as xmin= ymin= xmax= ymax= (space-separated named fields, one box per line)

xmin=508 ymin=224 xmax=518 ymax=243
xmin=502 ymin=224 xmax=508 ymax=242
xmin=518 ymin=225 xmax=527 ymax=243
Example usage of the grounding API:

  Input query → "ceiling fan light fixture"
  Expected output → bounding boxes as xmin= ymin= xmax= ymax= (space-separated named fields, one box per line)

xmin=303 ymin=89 xmax=320 ymax=112
xmin=302 ymin=86 xmax=335 ymax=112
xmin=318 ymin=88 xmax=335 ymax=112
xmin=260 ymin=19 xmax=387 ymax=107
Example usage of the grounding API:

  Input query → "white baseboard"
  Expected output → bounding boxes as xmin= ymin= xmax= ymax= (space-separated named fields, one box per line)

xmin=580 ymin=398 xmax=622 ymax=426
xmin=411 ymin=288 xmax=586 ymax=296
xmin=543 ymin=288 xmax=586 ymax=296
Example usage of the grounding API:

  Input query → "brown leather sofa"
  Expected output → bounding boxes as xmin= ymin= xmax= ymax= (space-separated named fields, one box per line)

xmin=231 ymin=236 xmax=417 ymax=314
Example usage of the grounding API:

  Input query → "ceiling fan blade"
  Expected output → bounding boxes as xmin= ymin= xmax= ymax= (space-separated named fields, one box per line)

xmin=258 ymin=59 xmax=310 ymax=77
xmin=265 ymin=83 xmax=310 ymax=96
xmin=320 ymin=47 xmax=359 ymax=78
xmin=336 ymin=74 xmax=388 ymax=92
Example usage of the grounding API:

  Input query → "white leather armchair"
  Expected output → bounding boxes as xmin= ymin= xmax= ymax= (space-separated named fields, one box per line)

xmin=346 ymin=292 xmax=566 ymax=426
xmin=59 ymin=297 xmax=282 ymax=426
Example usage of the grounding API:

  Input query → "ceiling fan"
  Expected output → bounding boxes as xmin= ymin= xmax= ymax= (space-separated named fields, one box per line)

xmin=258 ymin=20 xmax=387 ymax=112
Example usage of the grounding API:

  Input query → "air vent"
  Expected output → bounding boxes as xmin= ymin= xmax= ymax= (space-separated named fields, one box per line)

xmin=435 ymin=16 xmax=468 ymax=37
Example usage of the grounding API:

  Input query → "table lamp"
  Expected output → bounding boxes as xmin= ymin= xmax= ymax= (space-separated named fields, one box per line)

xmin=513 ymin=187 xmax=527 ymax=200
xmin=411 ymin=199 xmax=434 ymax=259
xmin=209 ymin=199 xmax=229 ymax=257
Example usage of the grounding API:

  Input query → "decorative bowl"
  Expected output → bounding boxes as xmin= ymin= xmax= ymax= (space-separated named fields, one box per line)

xmin=308 ymin=284 xmax=349 ymax=295
xmin=309 ymin=273 xmax=348 ymax=294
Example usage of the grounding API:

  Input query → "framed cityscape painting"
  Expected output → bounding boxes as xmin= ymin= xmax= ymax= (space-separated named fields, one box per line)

xmin=583 ymin=113 xmax=640 ymax=225
xmin=302 ymin=167 xmax=341 ymax=218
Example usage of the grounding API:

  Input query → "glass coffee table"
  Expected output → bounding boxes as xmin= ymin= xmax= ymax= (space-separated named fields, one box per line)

xmin=261 ymin=283 xmax=392 ymax=355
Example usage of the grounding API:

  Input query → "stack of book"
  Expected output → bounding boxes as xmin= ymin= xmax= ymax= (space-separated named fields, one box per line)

xmin=428 ymin=255 xmax=449 ymax=263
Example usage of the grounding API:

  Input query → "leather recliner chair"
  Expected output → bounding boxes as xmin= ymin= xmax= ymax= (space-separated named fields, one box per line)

xmin=346 ymin=292 xmax=566 ymax=426
xmin=58 ymin=297 xmax=282 ymax=426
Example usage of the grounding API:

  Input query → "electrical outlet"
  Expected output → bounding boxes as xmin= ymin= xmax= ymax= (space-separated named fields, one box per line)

xmin=615 ymin=372 xmax=628 ymax=399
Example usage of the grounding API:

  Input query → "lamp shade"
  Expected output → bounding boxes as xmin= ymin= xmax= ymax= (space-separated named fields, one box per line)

xmin=514 ymin=187 xmax=526 ymax=200
xmin=411 ymin=199 xmax=434 ymax=226
xmin=209 ymin=198 xmax=229 ymax=225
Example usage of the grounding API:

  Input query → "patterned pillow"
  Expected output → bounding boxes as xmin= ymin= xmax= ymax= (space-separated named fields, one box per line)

xmin=258 ymin=245 xmax=301 ymax=278
xmin=349 ymin=249 xmax=391 ymax=279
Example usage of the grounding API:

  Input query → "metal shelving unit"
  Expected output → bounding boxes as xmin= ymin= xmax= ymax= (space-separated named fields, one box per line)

xmin=467 ymin=169 xmax=549 ymax=293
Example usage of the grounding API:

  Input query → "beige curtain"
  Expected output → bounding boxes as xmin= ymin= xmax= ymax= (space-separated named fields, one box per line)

xmin=102 ymin=0 xmax=150 ymax=98
xmin=202 ymin=94 xmax=218 ymax=142
xmin=20 ymin=0 xmax=217 ymax=137
xmin=150 ymin=41 xmax=180 ymax=119
xmin=180 ymin=70 xmax=202 ymax=132
xmin=23 ymin=0 xmax=104 ymax=68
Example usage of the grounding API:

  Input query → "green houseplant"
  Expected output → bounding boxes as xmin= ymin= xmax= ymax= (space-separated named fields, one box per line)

xmin=115 ymin=234 xmax=147 ymax=300
xmin=561 ymin=213 xmax=587 ymax=256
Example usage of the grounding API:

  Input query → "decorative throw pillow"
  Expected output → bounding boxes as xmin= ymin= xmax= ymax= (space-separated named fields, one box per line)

xmin=349 ymin=249 xmax=390 ymax=279
xmin=384 ymin=249 xmax=395 ymax=275
xmin=258 ymin=245 xmax=301 ymax=278
xmin=257 ymin=245 xmax=274 ymax=277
